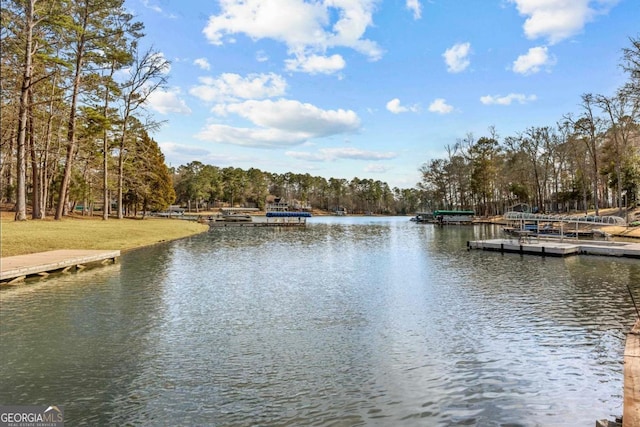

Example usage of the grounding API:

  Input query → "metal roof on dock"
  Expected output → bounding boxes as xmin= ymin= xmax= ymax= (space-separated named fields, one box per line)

xmin=266 ymin=212 xmax=312 ymax=217
xmin=504 ymin=211 xmax=626 ymax=225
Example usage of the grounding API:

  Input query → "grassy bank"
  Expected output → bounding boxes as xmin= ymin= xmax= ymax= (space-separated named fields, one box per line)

xmin=0 ymin=214 xmax=209 ymax=257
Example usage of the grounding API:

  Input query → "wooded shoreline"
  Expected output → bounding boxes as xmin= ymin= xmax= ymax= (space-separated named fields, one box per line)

xmin=2 ymin=206 xmax=639 ymax=258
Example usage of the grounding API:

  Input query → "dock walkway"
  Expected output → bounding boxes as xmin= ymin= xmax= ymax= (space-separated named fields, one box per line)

xmin=1 ymin=249 xmax=120 ymax=284
xmin=624 ymin=320 xmax=640 ymax=427
xmin=468 ymin=238 xmax=640 ymax=258
xmin=208 ymin=215 xmax=308 ymax=227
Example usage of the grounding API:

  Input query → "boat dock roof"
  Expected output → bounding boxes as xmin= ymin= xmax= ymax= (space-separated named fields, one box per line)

xmin=504 ymin=211 xmax=626 ymax=226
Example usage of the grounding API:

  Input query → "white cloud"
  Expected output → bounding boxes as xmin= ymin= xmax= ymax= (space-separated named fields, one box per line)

xmin=158 ymin=142 xmax=211 ymax=158
xmin=141 ymin=0 xmax=178 ymax=18
xmin=202 ymin=0 xmax=383 ymax=75
xmin=148 ymin=52 xmax=171 ymax=75
xmin=428 ymin=98 xmax=454 ymax=114
xmin=256 ymin=50 xmax=269 ymax=62
xmin=195 ymin=124 xmax=311 ymax=147
xmin=512 ymin=46 xmax=556 ymax=74
xmin=386 ymin=98 xmax=419 ymax=114
xmin=286 ymin=147 xmax=397 ymax=162
xmin=159 ymin=142 xmax=248 ymax=168
xmin=193 ymin=58 xmax=211 ymax=70
xmin=145 ymin=88 xmax=191 ymax=115
xmin=480 ymin=93 xmax=537 ymax=105
xmin=141 ymin=0 xmax=162 ymax=14
xmin=285 ymin=53 xmax=346 ymax=74
xmin=196 ymin=99 xmax=361 ymax=148
xmin=406 ymin=0 xmax=422 ymax=19
xmin=365 ymin=163 xmax=391 ymax=173
xmin=509 ymin=0 xmax=619 ymax=44
xmin=189 ymin=73 xmax=287 ymax=102
xmin=443 ymin=42 xmax=471 ymax=73
xmin=217 ymin=99 xmax=360 ymax=135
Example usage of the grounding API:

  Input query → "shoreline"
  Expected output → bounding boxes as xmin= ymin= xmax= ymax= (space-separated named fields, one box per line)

xmin=0 ymin=214 xmax=210 ymax=258
xmin=0 ymin=216 xmax=210 ymax=284
xmin=2 ymin=210 xmax=639 ymax=258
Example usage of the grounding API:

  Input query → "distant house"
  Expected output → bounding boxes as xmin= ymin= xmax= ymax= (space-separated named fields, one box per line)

xmin=509 ymin=203 xmax=531 ymax=213
xmin=266 ymin=196 xmax=311 ymax=212
xmin=266 ymin=197 xmax=289 ymax=212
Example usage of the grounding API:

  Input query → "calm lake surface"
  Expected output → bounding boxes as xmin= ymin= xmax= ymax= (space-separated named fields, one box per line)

xmin=2 ymin=216 xmax=640 ymax=426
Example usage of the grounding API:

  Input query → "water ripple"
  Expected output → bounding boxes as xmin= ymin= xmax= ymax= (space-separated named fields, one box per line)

xmin=0 ymin=219 xmax=636 ymax=426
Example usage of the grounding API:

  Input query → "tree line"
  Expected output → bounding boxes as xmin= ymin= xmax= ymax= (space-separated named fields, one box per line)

xmin=172 ymin=162 xmax=424 ymax=215
xmin=419 ymin=37 xmax=640 ymax=218
xmin=1 ymin=0 xmax=174 ymax=220
xmin=1 ymin=1 xmax=638 ymax=220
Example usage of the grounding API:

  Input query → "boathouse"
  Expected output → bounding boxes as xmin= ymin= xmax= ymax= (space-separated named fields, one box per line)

xmin=434 ymin=210 xmax=475 ymax=224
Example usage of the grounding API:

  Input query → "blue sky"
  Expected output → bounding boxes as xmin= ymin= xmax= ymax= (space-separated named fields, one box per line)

xmin=127 ymin=0 xmax=638 ymax=189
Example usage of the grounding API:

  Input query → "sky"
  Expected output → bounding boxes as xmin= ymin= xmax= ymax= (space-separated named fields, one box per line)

xmin=125 ymin=0 xmax=639 ymax=189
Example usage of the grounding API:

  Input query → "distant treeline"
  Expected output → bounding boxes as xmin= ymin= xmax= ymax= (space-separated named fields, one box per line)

xmin=172 ymin=162 xmax=423 ymax=215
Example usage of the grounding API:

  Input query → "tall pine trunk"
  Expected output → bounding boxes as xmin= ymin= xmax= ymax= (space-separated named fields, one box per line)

xmin=15 ymin=0 xmax=37 ymax=221
xmin=102 ymin=62 xmax=116 ymax=220
xmin=28 ymin=90 xmax=42 ymax=219
xmin=55 ymin=8 xmax=88 ymax=220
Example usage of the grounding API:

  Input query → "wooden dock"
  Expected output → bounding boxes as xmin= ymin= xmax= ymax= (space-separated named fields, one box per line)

xmin=208 ymin=215 xmax=308 ymax=227
xmin=1 ymin=249 xmax=120 ymax=284
xmin=467 ymin=238 xmax=640 ymax=258
xmin=209 ymin=221 xmax=307 ymax=227
xmin=624 ymin=320 xmax=640 ymax=427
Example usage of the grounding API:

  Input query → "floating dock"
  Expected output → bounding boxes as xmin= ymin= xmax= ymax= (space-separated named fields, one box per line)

xmin=209 ymin=221 xmax=307 ymax=227
xmin=208 ymin=213 xmax=310 ymax=227
xmin=467 ymin=238 xmax=640 ymax=258
xmin=1 ymin=249 xmax=120 ymax=284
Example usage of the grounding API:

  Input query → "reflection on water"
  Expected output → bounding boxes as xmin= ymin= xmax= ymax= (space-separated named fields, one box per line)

xmin=1 ymin=217 xmax=639 ymax=426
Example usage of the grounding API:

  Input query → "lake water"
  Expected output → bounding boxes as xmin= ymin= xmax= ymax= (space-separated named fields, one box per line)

xmin=1 ymin=216 xmax=639 ymax=426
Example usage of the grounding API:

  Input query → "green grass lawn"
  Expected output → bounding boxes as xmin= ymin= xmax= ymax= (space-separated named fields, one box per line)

xmin=1 ymin=215 xmax=210 ymax=257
